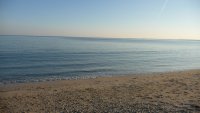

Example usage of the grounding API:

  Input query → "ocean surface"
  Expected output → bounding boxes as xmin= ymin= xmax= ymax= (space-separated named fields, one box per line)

xmin=0 ymin=35 xmax=200 ymax=84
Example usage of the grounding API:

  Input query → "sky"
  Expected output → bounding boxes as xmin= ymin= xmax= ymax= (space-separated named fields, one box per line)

xmin=0 ymin=0 xmax=199 ymax=39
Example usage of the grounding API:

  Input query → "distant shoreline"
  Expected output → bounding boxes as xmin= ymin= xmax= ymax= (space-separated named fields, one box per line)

xmin=1 ymin=35 xmax=200 ymax=41
xmin=1 ymin=69 xmax=200 ymax=112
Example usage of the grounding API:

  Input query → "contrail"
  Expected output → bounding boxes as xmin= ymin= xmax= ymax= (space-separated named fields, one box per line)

xmin=159 ymin=0 xmax=169 ymax=17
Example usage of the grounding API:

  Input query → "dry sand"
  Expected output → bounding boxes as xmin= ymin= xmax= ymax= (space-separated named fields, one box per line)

xmin=0 ymin=70 xmax=200 ymax=113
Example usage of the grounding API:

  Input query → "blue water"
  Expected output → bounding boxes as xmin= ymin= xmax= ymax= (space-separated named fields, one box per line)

xmin=0 ymin=35 xmax=200 ymax=84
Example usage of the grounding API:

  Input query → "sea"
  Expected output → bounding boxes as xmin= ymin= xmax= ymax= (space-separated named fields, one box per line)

xmin=0 ymin=35 xmax=200 ymax=84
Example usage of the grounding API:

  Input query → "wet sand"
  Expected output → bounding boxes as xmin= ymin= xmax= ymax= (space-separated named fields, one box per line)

xmin=0 ymin=70 xmax=200 ymax=113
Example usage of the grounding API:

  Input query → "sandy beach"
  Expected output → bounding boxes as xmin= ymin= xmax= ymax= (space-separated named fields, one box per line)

xmin=0 ymin=69 xmax=200 ymax=113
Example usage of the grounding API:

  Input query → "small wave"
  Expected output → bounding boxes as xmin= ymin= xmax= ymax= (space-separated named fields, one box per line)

xmin=0 ymin=74 xmax=114 ymax=85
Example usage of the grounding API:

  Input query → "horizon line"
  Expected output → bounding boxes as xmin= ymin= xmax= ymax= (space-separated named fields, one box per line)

xmin=0 ymin=34 xmax=200 ymax=41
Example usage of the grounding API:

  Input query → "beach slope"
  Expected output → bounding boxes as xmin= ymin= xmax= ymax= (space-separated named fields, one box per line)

xmin=0 ymin=70 xmax=200 ymax=112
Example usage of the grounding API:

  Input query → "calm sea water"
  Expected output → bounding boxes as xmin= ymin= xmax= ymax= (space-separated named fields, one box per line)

xmin=0 ymin=35 xmax=200 ymax=84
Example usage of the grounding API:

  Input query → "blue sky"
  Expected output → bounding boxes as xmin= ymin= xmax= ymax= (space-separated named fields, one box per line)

xmin=0 ymin=0 xmax=199 ymax=39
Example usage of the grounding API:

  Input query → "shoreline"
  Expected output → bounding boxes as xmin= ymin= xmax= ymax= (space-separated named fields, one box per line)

xmin=1 ymin=68 xmax=199 ymax=86
xmin=0 ymin=69 xmax=200 ymax=112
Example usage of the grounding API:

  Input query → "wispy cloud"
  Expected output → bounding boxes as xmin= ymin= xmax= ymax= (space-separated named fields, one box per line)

xmin=159 ymin=0 xmax=169 ymax=18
